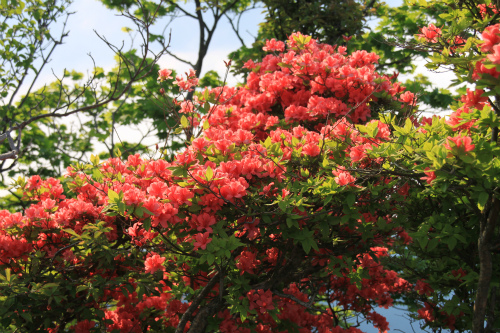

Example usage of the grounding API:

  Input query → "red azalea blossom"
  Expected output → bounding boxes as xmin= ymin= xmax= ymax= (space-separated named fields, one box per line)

xmin=263 ymin=38 xmax=285 ymax=52
xmin=158 ymin=68 xmax=173 ymax=82
xmin=417 ymin=24 xmax=442 ymax=43
xmin=444 ymin=135 xmax=475 ymax=152
xmin=248 ymin=289 xmax=275 ymax=313
xmin=481 ymin=24 xmax=500 ymax=52
xmin=236 ymin=250 xmax=261 ymax=275
xmin=400 ymin=90 xmax=416 ymax=105
xmin=74 ymin=320 xmax=96 ymax=333
xmin=487 ymin=44 xmax=500 ymax=64
xmin=193 ymin=232 xmax=212 ymax=250
xmin=145 ymin=254 xmax=166 ymax=274
xmin=478 ymin=3 xmax=499 ymax=18
xmin=460 ymin=88 xmax=488 ymax=110
xmin=418 ymin=302 xmax=436 ymax=322
xmin=333 ymin=169 xmax=356 ymax=186
xmin=421 ymin=168 xmax=436 ymax=185
xmin=415 ymin=279 xmax=434 ymax=296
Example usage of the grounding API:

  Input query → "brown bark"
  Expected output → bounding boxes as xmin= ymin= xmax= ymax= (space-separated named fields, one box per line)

xmin=473 ymin=197 xmax=499 ymax=333
xmin=174 ymin=272 xmax=220 ymax=333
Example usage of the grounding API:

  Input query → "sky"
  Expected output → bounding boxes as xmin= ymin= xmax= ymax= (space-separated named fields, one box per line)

xmin=38 ymin=0 xmax=265 ymax=89
xmin=6 ymin=1 xmax=445 ymax=331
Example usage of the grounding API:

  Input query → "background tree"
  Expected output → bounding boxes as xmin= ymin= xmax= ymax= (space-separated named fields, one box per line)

xmin=0 ymin=0 xmax=173 ymax=210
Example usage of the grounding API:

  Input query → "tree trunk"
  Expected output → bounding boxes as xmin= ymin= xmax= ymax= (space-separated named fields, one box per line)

xmin=473 ymin=197 xmax=499 ymax=333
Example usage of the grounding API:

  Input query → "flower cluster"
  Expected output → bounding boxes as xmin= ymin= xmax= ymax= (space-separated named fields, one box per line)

xmin=417 ymin=24 xmax=442 ymax=43
xmin=0 ymin=33 xmax=430 ymax=333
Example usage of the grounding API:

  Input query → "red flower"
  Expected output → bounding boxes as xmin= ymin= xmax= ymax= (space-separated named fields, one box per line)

xmin=452 ymin=268 xmax=467 ymax=279
xmin=220 ymin=180 xmax=247 ymax=201
xmin=193 ymin=232 xmax=212 ymax=250
xmin=460 ymin=88 xmax=488 ymax=110
xmin=174 ymin=70 xmax=199 ymax=92
xmin=488 ymin=44 xmax=500 ymax=64
xmin=473 ymin=59 xmax=500 ymax=80
xmin=400 ymin=91 xmax=416 ymax=105
xmin=158 ymin=68 xmax=173 ymax=82
xmin=152 ymin=203 xmax=179 ymax=228
xmin=236 ymin=250 xmax=261 ymax=275
xmin=415 ymin=279 xmax=434 ymax=296
xmin=194 ymin=212 xmax=217 ymax=233
xmin=418 ymin=302 xmax=435 ymax=322
xmin=333 ymin=169 xmax=356 ymax=186
xmin=145 ymin=254 xmax=166 ymax=274
xmin=263 ymin=38 xmax=285 ymax=52
xmin=417 ymin=24 xmax=442 ymax=43
xmin=349 ymin=144 xmax=370 ymax=163
xmin=74 ymin=319 xmax=96 ymax=333
xmin=444 ymin=135 xmax=475 ymax=152
xmin=478 ymin=3 xmax=499 ymax=18
xmin=481 ymin=24 xmax=500 ymax=52
xmin=421 ymin=168 xmax=436 ymax=185
xmin=248 ymin=289 xmax=275 ymax=313
xmin=302 ymin=143 xmax=321 ymax=157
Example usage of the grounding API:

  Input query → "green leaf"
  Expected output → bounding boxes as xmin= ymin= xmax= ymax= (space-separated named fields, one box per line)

xmin=418 ymin=236 xmax=429 ymax=249
xmin=20 ymin=311 xmax=32 ymax=323
xmin=108 ymin=189 xmax=119 ymax=203
xmin=181 ymin=115 xmax=189 ymax=128
xmin=427 ymin=238 xmax=439 ymax=252
xmin=143 ymin=218 xmax=151 ymax=231
xmin=302 ymin=239 xmax=312 ymax=254
xmin=278 ymin=200 xmax=288 ymax=212
xmin=63 ymin=229 xmax=81 ymax=239
xmin=4 ymin=269 xmax=10 ymax=283
xmin=92 ymin=168 xmax=103 ymax=181
xmin=478 ymin=192 xmax=489 ymax=211
xmin=346 ymin=193 xmax=356 ymax=207
xmin=76 ymin=285 xmax=89 ymax=293
xmin=447 ymin=236 xmax=457 ymax=251
xmin=90 ymin=154 xmax=100 ymax=165
xmin=206 ymin=166 xmax=214 ymax=181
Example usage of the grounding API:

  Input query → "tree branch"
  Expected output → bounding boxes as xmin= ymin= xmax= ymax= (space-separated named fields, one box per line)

xmin=175 ymin=272 xmax=220 ymax=333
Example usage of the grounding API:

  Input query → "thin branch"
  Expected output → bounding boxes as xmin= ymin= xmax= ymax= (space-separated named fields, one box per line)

xmin=224 ymin=12 xmax=245 ymax=47
xmin=165 ymin=50 xmax=195 ymax=67
xmin=163 ymin=0 xmax=198 ymax=19
xmin=16 ymin=13 xmax=72 ymax=110
xmin=272 ymin=289 xmax=325 ymax=312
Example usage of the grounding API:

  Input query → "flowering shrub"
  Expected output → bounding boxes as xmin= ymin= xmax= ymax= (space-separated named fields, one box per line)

xmin=1 ymin=21 xmax=500 ymax=332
